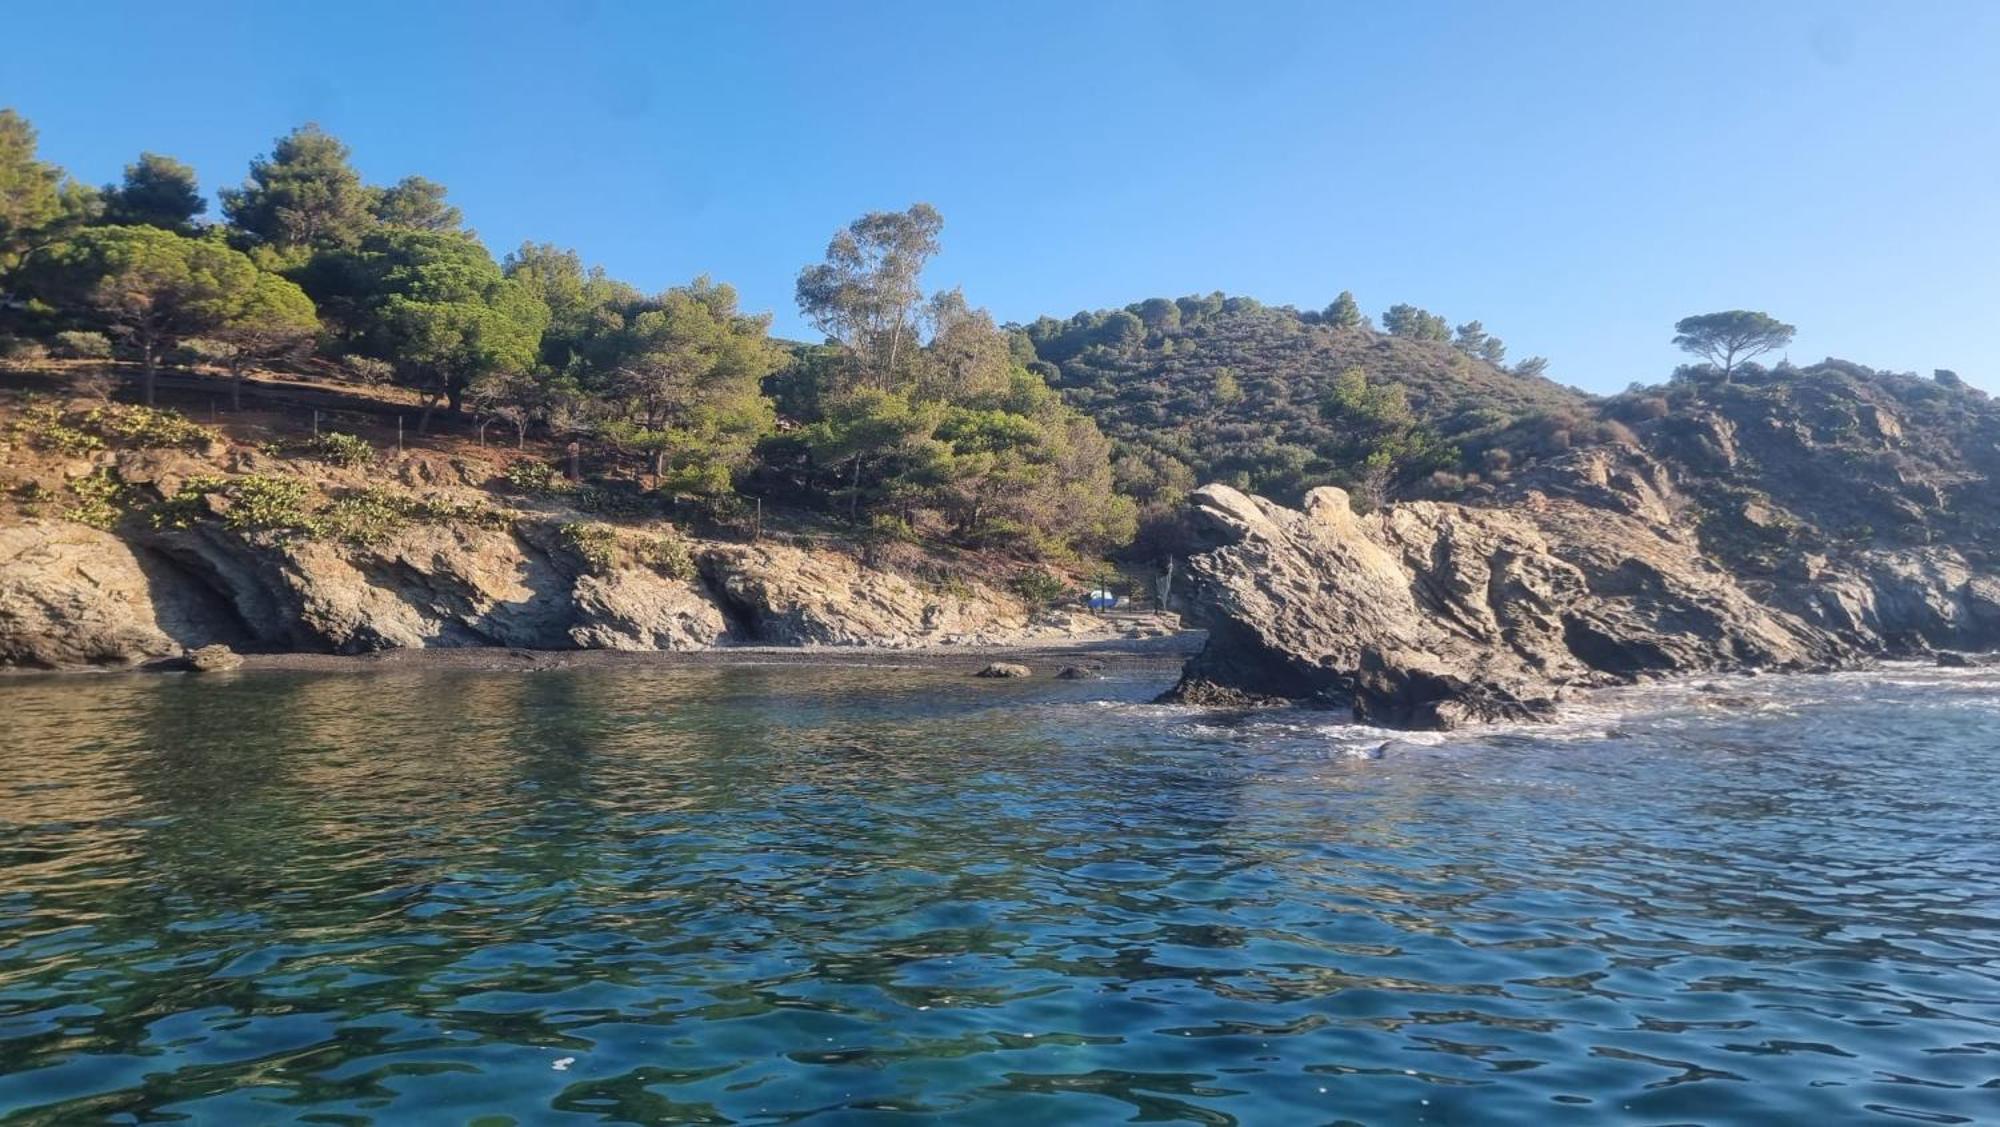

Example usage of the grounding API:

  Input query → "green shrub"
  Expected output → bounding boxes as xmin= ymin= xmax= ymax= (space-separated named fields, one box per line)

xmin=502 ymin=458 xmax=569 ymax=494
xmin=560 ymin=521 xmax=618 ymax=572
xmin=1010 ymin=570 xmax=1070 ymax=608
xmin=158 ymin=474 xmax=319 ymax=538
xmin=64 ymin=469 xmax=125 ymax=528
xmin=83 ymin=404 xmax=219 ymax=450
xmin=317 ymin=487 xmax=512 ymax=545
xmin=51 ymin=331 xmax=114 ymax=360
xmin=340 ymin=355 xmax=394 ymax=386
xmin=304 ymin=431 xmax=376 ymax=468
xmin=11 ymin=401 xmax=104 ymax=455
xmin=174 ymin=338 xmax=239 ymax=367
xmin=637 ymin=528 xmax=696 ymax=580
xmin=866 ymin=513 xmax=919 ymax=543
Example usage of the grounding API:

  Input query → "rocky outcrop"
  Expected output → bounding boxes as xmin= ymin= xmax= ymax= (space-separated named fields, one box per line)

xmin=568 ymin=569 xmax=730 ymax=651
xmin=1164 ymin=424 xmax=2000 ymax=728
xmin=699 ymin=543 xmax=1037 ymax=646
xmin=975 ymin=662 xmax=1031 ymax=679
xmin=0 ymin=521 xmax=182 ymax=668
xmin=0 ymin=516 xmax=1085 ymax=670
xmin=1161 ymin=474 xmax=1860 ymax=728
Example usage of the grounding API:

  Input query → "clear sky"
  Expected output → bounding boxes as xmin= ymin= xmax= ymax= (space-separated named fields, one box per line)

xmin=6 ymin=0 xmax=1997 ymax=392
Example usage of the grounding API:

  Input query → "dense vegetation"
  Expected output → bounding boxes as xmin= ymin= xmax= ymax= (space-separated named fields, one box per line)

xmin=0 ymin=112 xmax=1129 ymax=559
xmin=1021 ymin=295 xmax=1596 ymax=523
xmin=7 ymin=107 xmax=1984 ymax=574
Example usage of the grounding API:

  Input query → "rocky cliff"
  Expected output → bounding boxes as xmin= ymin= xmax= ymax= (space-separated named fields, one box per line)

xmin=0 ymin=513 xmax=1114 ymax=669
xmin=0 ymin=402 xmax=1119 ymax=670
xmin=1164 ymin=438 xmax=2000 ymax=728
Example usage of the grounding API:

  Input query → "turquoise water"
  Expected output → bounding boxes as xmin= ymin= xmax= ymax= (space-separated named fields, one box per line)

xmin=1 ymin=658 xmax=1997 ymax=1125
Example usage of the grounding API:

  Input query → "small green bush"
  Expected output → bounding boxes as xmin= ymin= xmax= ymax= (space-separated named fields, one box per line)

xmin=637 ymin=528 xmax=696 ymax=580
xmin=315 ymin=487 xmax=512 ymax=545
xmin=560 ymin=521 xmax=618 ymax=572
xmin=304 ymin=431 xmax=376 ymax=468
xmin=11 ymin=401 xmax=104 ymax=455
xmin=51 ymin=331 xmax=113 ymax=360
xmin=83 ymin=404 xmax=219 ymax=450
xmin=340 ymin=355 xmax=395 ymax=386
xmin=1010 ymin=570 xmax=1070 ymax=608
xmin=866 ymin=513 xmax=919 ymax=543
xmin=64 ymin=469 xmax=125 ymax=528
xmin=502 ymin=459 xmax=570 ymax=494
xmin=174 ymin=338 xmax=239 ymax=367
xmin=158 ymin=474 xmax=319 ymax=538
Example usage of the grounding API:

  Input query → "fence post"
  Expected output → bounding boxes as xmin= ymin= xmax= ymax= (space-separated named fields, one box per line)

xmin=397 ymin=416 xmax=404 ymax=455
xmin=312 ymin=408 xmax=320 ymax=437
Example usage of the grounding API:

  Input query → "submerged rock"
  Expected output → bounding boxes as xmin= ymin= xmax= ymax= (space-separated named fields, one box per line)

xmin=975 ymin=662 xmax=1031 ymax=679
xmin=1054 ymin=664 xmax=1101 ymax=680
xmin=185 ymin=644 xmax=243 ymax=672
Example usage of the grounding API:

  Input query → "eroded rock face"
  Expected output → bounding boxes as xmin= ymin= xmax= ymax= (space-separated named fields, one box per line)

xmin=0 ymin=519 xmax=1044 ymax=668
xmin=699 ymin=543 xmax=1029 ymax=647
xmin=568 ymin=570 xmax=730 ymax=651
xmin=1163 ymin=481 xmax=1855 ymax=729
xmin=0 ymin=521 xmax=180 ymax=668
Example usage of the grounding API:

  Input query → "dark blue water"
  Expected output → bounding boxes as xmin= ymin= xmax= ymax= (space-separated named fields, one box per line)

xmin=0 ymin=658 xmax=1996 ymax=1125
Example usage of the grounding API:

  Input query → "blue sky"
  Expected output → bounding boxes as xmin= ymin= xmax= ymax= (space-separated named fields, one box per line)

xmin=6 ymin=0 xmax=1997 ymax=392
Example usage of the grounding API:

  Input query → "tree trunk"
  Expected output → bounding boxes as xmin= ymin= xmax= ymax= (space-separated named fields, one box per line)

xmin=141 ymin=341 xmax=158 ymax=406
xmin=231 ymin=365 xmax=245 ymax=412
xmin=848 ymin=454 xmax=863 ymax=524
xmin=515 ymin=421 xmax=527 ymax=449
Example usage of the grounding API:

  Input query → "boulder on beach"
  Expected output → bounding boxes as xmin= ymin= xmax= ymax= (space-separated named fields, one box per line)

xmin=186 ymin=644 xmax=245 ymax=672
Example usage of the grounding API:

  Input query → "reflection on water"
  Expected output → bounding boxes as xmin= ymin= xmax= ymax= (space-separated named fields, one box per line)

xmin=1 ymin=661 xmax=1997 ymax=1124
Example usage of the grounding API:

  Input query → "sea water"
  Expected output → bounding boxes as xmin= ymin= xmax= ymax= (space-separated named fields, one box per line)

xmin=0 ymin=658 xmax=1995 ymax=1124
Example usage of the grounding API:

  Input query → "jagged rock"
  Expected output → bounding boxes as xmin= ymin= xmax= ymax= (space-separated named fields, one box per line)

xmin=568 ymin=570 xmax=729 ymax=651
xmin=976 ymin=662 xmax=1031 ymax=678
xmin=185 ymin=644 xmax=243 ymax=672
xmin=0 ymin=514 xmax=1071 ymax=669
xmin=1162 ymin=482 xmax=1850 ymax=729
xmin=0 ymin=521 xmax=181 ymax=668
xmin=699 ymin=543 xmax=1026 ymax=646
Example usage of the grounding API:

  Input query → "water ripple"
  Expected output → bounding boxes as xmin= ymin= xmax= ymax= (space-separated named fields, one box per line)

xmin=0 ymin=660 xmax=1996 ymax=1123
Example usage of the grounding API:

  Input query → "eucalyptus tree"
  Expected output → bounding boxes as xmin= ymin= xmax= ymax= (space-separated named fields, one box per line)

xmin=795 ymin=202 xmax=942 ymax=389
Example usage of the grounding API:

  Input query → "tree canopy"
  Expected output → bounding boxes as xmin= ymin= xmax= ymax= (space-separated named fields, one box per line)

xmin=219 ymin=124 xmax=375 ymax=255
xmin=1672 ymin=310 xmax=1796 ymax=381
xmin=101 ymin=153 xmax=205 ymax=232
xmin=18 ymin=225 xmax=313 ymax=403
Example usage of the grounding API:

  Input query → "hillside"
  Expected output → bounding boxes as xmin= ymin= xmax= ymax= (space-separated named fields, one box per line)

xmin=1020 ymin=296 xmax=1594 ymax=506
xmin=1591 ymin=361 xmax=2000 ymax=572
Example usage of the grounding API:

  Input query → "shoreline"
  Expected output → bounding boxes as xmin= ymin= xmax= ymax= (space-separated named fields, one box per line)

xmin=1 ymin=630 xmax=1209 ymax=680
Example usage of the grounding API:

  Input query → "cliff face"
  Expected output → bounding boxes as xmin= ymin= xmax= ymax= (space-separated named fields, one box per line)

xmin=1164 ymin=438 xmax=2000 ymax=728
xmin=0 ymin=514 xmax=1096 ymax=669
